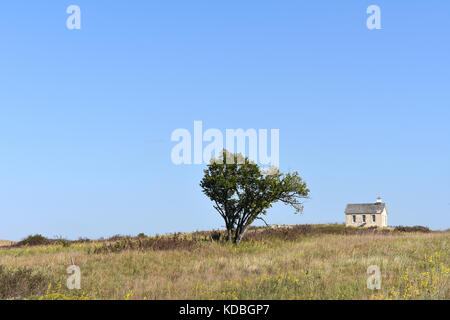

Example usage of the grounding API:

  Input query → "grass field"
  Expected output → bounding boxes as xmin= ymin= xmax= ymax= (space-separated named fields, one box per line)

xmin=0 ymin=225 xmax=448 ymax=300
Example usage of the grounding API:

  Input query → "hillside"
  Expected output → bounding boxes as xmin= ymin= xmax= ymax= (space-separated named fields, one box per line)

xmin=0 ymin=225 xmax=448 ymax=300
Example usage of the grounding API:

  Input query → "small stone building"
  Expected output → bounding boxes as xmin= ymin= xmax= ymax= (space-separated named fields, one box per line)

xmin=345 ymin=197 xmax=388 ymax=228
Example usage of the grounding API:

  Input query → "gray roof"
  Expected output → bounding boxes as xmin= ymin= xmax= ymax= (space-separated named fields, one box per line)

xmin=345 ymin=203 xmax=386 ymax=215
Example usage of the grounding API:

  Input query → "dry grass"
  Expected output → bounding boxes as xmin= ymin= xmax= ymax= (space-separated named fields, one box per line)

xmin=0 ymin=240 xmax=15 ymax=248
xmin=0 ymin=226 xmax=448 ymax=300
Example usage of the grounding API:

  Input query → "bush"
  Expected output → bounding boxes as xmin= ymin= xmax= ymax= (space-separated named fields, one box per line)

xmin=107 ymin=234 xmax=126 ymax=241
xmin=394 ymin=226 xmax=431 ymax=233
xmin=91 ymin=234 xmax=198 ymax=254
xmin=210 ymin=231 xmax=222 ymax=241
xmin=16 ymin=234 xmax=49 ymax=247
xmin=241 ymin=224 xmax=395 ymax=242
xmin=76 ymin=237 xmax=91 ymax=243
xmin=0 ymin=266 xmax=51 ymax=299
xmin=243 ymin=225 xmax=313 ymax=242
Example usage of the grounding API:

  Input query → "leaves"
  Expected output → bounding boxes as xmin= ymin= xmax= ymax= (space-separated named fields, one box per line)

xmin=200 ymin=150 xmax=310 ymax=243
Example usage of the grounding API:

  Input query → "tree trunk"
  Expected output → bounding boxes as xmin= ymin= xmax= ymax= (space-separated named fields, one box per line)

xmin=233 ymin=225 xmax=249 ymax=244
xmin=233 ymin=225 xmax=241 ymax=244
xmin=226 ymin=228 xmax=232 ymax=242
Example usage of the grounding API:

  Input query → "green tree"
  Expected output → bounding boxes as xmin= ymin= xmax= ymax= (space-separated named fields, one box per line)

xmin=200 ymin=150 xmax=310 ymax=244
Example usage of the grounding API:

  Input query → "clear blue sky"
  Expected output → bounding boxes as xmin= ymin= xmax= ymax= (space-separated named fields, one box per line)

xmin=1 ymin=1 xmax=449 ymax=240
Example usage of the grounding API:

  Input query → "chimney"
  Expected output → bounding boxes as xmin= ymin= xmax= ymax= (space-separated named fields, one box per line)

xmin=376 ymin=196 xmax=383 ymax=204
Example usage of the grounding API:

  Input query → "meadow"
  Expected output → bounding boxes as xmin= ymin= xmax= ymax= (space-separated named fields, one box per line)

xmin=0 ymin=225 xmax=448 ymax=300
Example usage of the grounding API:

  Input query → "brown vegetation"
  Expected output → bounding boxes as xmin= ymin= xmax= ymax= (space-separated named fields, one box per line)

xmin=0 ymin=225 xmax=447 ymax=300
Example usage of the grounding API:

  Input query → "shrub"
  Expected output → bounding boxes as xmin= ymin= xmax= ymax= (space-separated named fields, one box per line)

xmin=243 ymin=225 xmax=313 ymax=242
xmin=16 ymin=234 xmax=49 ymax=247
xmin=210 ymin=231 xmax=222 ymax=242
xmin=394 ymin=226 xmax=431 ymax=233
xmin=91 ymin=234 xmax=198 ymax=254
xmin=107 ymin=234 xmax=126 ymax=241
xmin=0 ymin=266 xmax=51 ymax=299
xmin=242 ymin=224 xmax=392 ymax=242
xmin=52 ymin=236 xmax=71 ymax=247
xmin=76 ymin=237 xmax=91 ymax=243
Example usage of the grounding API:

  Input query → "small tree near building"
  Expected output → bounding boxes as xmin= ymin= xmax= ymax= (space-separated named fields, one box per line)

xmin=200 ymin=150 xmax=310 ymax=244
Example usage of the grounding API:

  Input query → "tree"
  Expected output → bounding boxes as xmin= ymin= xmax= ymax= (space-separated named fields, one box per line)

xmin=200 ymin=150 xmax=310 ymax=244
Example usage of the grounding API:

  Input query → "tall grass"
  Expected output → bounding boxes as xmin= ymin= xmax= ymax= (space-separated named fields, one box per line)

xmin=0 ymin=265 xmax=51 ymax=299
xmin=0 ymin=225 xmax=448 ymax=300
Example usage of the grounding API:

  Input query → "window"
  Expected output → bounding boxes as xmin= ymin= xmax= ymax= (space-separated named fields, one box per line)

xmin=362 ymin=215 xmax=366 ymax=223
xmin=372 ymin=215 xmax=376 ymax=223
xmin=353 ymin=215 xmax=356 ymax=223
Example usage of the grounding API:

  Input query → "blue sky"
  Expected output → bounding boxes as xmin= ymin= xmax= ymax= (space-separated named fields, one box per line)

xmin=0 ymin=1 xmax=449 ymax=240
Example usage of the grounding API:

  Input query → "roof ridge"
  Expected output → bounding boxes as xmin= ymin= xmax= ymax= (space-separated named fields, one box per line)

xmin=346 ymin=203 xmax=384 ymax=205
xmin=345 ymin=203 xmax=387 ymax=214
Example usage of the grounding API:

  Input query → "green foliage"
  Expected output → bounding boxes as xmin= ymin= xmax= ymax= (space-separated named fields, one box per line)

xmin=27 ymin=282 xmax=90 ymax=300
xmin=200 ymin=150 xmax=310 ymax=243
xmin=17 ymin=234 xmax=49 ymax=247
xmin=0 ymin=266 xmax=51 ymax=299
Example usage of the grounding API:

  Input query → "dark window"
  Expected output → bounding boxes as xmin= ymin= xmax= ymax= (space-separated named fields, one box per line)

xmin=363 ymin=215 xmax=366 ymax=223
xmin=372 ymin=215 xmax=376 ymax=222
xmin=353 ymin=215 xmax=356 ymax=223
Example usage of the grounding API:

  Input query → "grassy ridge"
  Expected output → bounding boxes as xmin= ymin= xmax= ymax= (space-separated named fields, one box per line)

xmin=0 ymin=240 xmax=15 ymax=247
xmin=0 ymin=225 xmax=448 ymax=300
